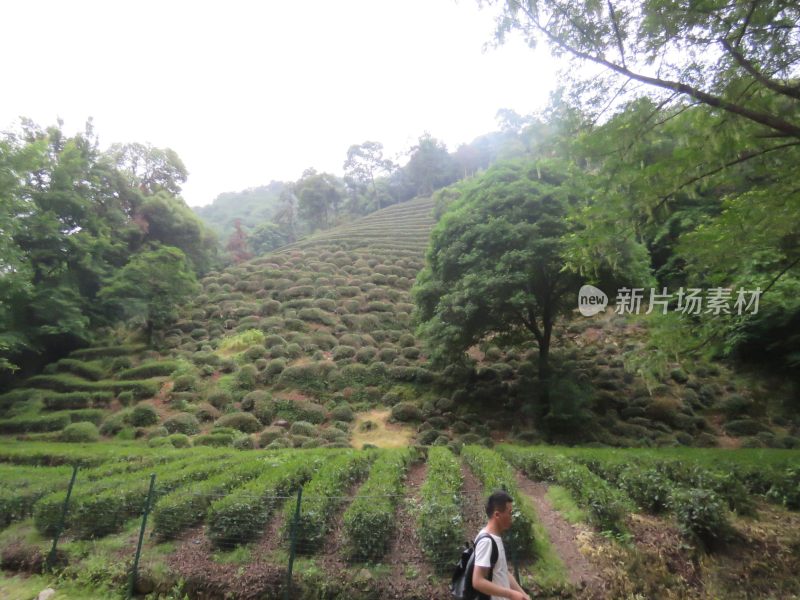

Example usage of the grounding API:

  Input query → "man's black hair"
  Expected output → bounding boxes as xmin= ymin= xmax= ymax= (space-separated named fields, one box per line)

xmin=485 ymin=490 xmax=513 ymax=517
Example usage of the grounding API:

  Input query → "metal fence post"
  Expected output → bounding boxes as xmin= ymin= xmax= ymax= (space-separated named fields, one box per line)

xmin=45 ymin=464 xmax=79 ymax=571
xmin=284 ymin=486 xmax=303 ymax=600
xmin=127 ymin=473 xmax=156 ymax=600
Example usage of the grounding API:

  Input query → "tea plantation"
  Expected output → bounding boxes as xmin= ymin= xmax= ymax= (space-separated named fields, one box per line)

xmin=1 ymin=196 xmax=799 ymax=599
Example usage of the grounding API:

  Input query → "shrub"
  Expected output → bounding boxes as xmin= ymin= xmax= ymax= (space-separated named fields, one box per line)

xmin=500 ymin=446 xmax=630 ymax=533
xmin=333 ymin=345 xmax=357 ymax=361
xmin=258 ymin=426 xmax=285 ymax=446
xmin=277 ymin=362 xmax=335 ymax=393
xmin=173 ymin=374 xmax=197 ymax=392
xmin=130 ymin=404 xmax=159 ymax=427
xmin=41 ymin=391 xmax=113 ymax=410
xmin=282 ymin=451 xmax=372 ymax=553
xmin=669 ymin=488 xmax=731 ymax=548
xmin=214 ymin=412 xmax=263 ymax=433
xmin=208 ymin=390 xmax=233 ymax=410
xmin=55 ymin=359 xmax=106 ymax=381
xmin=724 ymin=419 xmax=768 ymax=436
xmin=117 ymin=360 xmax=180 ymax=380
xmin=720 ymin=395 xmax=756 ymax=418
xmin=219 ymin=329 xmax=266 ymax=353
xmin=331 ymin=404 xmax=354 ymax=422
xmin=244 ymin=345 xmax=268 ymax=361
xmin=391 ymin=402 xmax=423 ymax=422
xmin=289 ymin=421 xmax=317 ymax=436
xmin=417 ymin=448 xmax=463 ymax=567
xmin=236 ymin=365 xmax=258 ymax=390
xmin=207 ymin=451 xmax=324 ymax=548
xmin=153 ymin=460 xmax=266 ymax=540
xmin=241 ymin=390 xmax=270 ymax=411
xmin=461 ymin=446 xmax=537 ymax=559
xmin=265 ymin=358 xmax=286 ymax=377
xmin=344 ymin=448 xmax=412 ymax=561
xmin=60 ymin=422 xmax=100 ymax=443
xmin=168 ymin=433 xmax=191 ymax=448
xmin=195 ymin=403 xmax=221 ymax=422
xmin=163 ymin=413 xmax=200 ymax=435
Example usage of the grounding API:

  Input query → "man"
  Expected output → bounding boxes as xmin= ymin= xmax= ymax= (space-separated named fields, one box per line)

xmin=472 ymin=490 xmax=531 ymax=600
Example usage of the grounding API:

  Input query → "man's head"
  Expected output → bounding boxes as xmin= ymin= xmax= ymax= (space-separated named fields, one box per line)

xmin=485 ymin=490 xmax=514 ymax=532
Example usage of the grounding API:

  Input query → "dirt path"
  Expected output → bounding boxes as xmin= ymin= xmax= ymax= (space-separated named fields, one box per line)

xmin=461 ymin=462 xmax=488 ymax=541
xmin=316 ymin=479 xmax=362 ymax=569
xmin=514 ymin=472 xmax=603 ymax=594
xmin=384 ymin=459 xmax=447 ymax=598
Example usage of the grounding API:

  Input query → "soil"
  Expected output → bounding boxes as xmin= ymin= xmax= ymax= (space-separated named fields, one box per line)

xmin=460 ymin=462 xmax=487 ymax=541
xmin=514 ymin=474 xmax=602 ymax=593
xmin=382 ymin=459 xmax=446 ymax=599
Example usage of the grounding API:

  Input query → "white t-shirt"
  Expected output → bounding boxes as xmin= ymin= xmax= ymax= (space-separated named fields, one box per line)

xmin=474 ymin=528 xmax=510 ymax=600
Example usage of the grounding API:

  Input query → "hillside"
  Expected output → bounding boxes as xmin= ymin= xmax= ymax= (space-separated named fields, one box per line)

xmin=1 ymin=194 xmax=800 ymax=599
xmin=1 ymin=193 xmax=796 ymax=453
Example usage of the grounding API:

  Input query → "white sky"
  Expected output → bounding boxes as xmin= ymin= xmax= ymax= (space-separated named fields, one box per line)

xmin=1 ymin=0 xmax=560 ymax=207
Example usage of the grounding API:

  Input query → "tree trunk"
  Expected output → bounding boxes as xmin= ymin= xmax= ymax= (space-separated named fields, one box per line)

xmin=537 ymin=319 xmax=553 ymax=416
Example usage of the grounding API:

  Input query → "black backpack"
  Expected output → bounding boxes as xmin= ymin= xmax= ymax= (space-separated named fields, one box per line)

xmin=450 ymin=533 xmax=499 ymax=600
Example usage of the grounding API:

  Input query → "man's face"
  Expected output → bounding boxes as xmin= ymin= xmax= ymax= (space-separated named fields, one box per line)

xmin=495 ymin=501 xmax=513 ymax=532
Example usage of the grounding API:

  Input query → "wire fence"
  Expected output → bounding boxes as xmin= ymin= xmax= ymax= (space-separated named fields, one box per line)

xmin=35 ymin=466 xmax=507 ymax=599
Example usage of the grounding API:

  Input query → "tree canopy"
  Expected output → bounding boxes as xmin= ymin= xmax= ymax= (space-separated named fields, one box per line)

xmin=0 ymin=119 xmax=217 ymax=379
xmin=414 ymin=158 xmax=587 ymax=414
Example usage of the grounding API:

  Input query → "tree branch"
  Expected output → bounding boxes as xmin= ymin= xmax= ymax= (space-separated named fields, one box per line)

xmin=509 ymin=0 xmax=800 ymax=138
xmin=762 ymin=254 xmax=800 ymax=297
xmin=721 ymin=39 xmax=800 ymax=101
xmin=653 ymin=141 xmax=800 ymax=212
xmin=731 ymin=0 xmax=758 ymax=48
xmin=606 ymin=0 xmax=626 ymax=69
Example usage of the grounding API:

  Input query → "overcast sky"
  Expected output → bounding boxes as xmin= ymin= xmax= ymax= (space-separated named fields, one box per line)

xmin=1 ymin=0 xmax=560 ymax=207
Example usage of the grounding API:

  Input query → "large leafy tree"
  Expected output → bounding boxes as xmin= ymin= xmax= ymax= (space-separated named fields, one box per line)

xmin=414 ymin=158 xmax=586 ymax=414
xmin=405 ymin=133 xmax=459 ymax=197
xmin=343 ymin=141 xmax=395 ymax=212
xmin=0 ymin=119 xmax=217 ymax=379
xmin=99 ymin=245 xmax=198 ymax=345
xmin=487 ymin=0 xmax=800 ymax=375
xmin=295 ymin=169 xmax=344 ymax=232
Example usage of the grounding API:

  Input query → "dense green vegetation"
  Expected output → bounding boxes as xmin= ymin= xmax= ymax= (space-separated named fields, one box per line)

xmin=2 ymin=3 xmax=800 ymax=597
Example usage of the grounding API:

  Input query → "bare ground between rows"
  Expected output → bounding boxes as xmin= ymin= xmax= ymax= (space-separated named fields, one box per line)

xmin=383 ymin=459 xmax=446 ymax=599
xmin=514 ymin=472 xmax=602 ymax=595
xmin=164 ymin=507 xmax=287 ymax=600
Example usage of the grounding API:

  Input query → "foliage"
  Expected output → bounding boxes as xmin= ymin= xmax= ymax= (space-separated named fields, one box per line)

xmin=414 ymin=158 xmax=585 ymax=412
xmin=99 ymin=245 xmax=199 ymax=344
xmin=281 ymin=450 xmax=372 ymax=553
xmin=206 ymin=450 xmax=326 ymax=547
xmin=461 ymin=445 xmax=537 ymax=559
xmin=343 ymin=448 xmax=412 ymax=561
xmin=417 ymin=447 xmax=464 ymax=569
xmin=59 ymin=421 xmax=100 ymax=443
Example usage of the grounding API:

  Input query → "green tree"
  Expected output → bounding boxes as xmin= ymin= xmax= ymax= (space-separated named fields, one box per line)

xmin=250 ymin=221 xmax=289 ymax=255
xmin=295 ymin=169 xmax=344 ymax=232
xmin=99 ymin=245 xmax=198 ymax=344
xmin=414 ymin=158 xmax=586 ymax=414
xmin=343 ymin=141 xmax=395 ymax=211
xmin=404 ymin=133 xmax=458 ymax=197
xmin=107 ymin=142 xmax=188 ymax=195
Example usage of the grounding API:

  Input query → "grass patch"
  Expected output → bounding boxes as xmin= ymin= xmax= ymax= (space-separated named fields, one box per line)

xmin=0 ymin=570 xmax=113 ymax=599
xmin=212 ymin=544 xmax=252 ymax=565
xmin=349 ymin=409 xmax=414 ymax=449
xmin=546 ymin=485 xmax=589 ymax=524
xmin=0 ymin=520 xmax=48 ymax=550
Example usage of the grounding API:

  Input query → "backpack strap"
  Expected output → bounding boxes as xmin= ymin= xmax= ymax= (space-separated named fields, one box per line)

xmin=474 ymin=533 xmax=499 ymax=569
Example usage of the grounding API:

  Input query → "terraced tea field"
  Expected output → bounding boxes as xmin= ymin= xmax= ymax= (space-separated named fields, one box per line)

xmin=1 ymin=441 xmax=798 ymax=598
